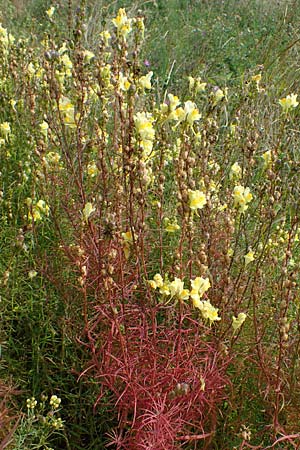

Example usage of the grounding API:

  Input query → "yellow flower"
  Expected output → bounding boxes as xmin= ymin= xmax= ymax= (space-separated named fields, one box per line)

xmin=122 ymin=230 xmax=135 ymax=259
xmin=83 ymin=50 xmax=95 ymax=63
xmin=159 ymin=283 xmax=171 ymax=296
xmin=82 ymin=202 xmax=95 ymax=222
xmin=112 ymin=8 xmax=132 ymax=40
xmin=28 ymin=199 xmax=50 ymax=222
xmin=46 ymin=6 xmax=55 ymax=18
xmin=196 ymin=300 xmax=221 ymax=324
xmin=118 ymin=72 xmax=131 ymax=91
xmin=190 ymin=276 xmax=211 ymax=306
xmin=212 ymin=87 xmax=227 ymax=105
xmin=39 ymin=121 xmax=49 ymax=137
xmin=188 ymin=76 xmax=206 ymax=93
xmin=161 ymin=93 xmax=181 ymax=117
xmin=153 ymin=273 xmax=164 ymax=287
xmin=251 ymin=73 xmax=261 ymax=83
xmin=59 ymin=97 xmax=78 ymax=128
xmin=148 ymin=280 xmax=157 ymax=289
xmin=279 ymin=93 xmax=298 ymax=113
xmin=0 ymin=122 xmax=11 ymax=139
xmin=188 ymin=190 xmax=207 ymax=210
xmin=99 ymin=30 xmax=111 ymax=46
xmin=164 ymin=218 xmax=180 ymax=232
xmin=230 ymin=162 xmax=242 ymax=180
xmin=172 ymin=100 xmax=201 ymax=126
xmin=138 ymin=71 xmax=153 ymax=90
xmin=87 ymin=162 xmax=99 ymax=177
xmin=45 ymin=152 xmax=61 ymax=165
xmin=232 ymin=312 xmax=247 ymax=332
xmin=244 ymin=249 xmax=255 ymax=266
xmin=134 ymin=112 xmax=155 ymax=158
xmin=233 ymin=185 xmax=253 ymax=213
xmin=262 ymin=150 xmax=272 ymax=167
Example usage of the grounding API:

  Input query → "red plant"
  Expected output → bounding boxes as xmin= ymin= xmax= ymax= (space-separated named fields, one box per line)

xmin=83 ymin=299 xmax=231 ymax=449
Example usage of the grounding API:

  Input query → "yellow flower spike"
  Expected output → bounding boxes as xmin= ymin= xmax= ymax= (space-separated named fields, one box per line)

xmin=232 ymin=313 xmax=247 ymax=332
xmin=112 ymin=8 xmax=132 ymax=40
xmin=244 ymin=249 xmax=255 ymax=266
xmin=233 ymin=185 xmax=253 ymax=213
xmin=279 ymin=93 xmax=298 ymax=113
xmin=82 ymin=202 xmax=95 ymax=222
xmin=188 ymin=189 xmax=207 ymax=211
xmin=262 ymin=150 xmax=272 ymax=167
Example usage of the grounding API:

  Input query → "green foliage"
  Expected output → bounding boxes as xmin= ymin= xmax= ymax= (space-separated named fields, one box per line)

xmin=1 ymin=1 xmax=300 ymax=448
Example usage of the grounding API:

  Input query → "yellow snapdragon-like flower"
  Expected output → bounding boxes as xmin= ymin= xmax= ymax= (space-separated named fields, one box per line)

xmin=161 ymin=93 xmax=181 ymax=117
xmin=190 ymin=276 xmax=211 ymax=307
xmin=134 ymin=111 xmax=155 ymax=158
xmin=148 ymin=274 xmax=189 ymax=301
xmin=59 ymin=96 xmax=78 ymax=128
xmin=138 ymin=71 xmax=153 ymax=90
xmin=118 ymin=72 xmax=131 ymax=91
xmin=244 ymin=249 xmax=255 ymax=266
xmin=172 ymin=100 xmax=201 ymax=127
xmin=279 ymin=93 xmax=298 ymax=113
xmin=197 ymin=300 xmax=221 ymax=324
xmin=46 ymin=6 xmax=55 ymax=18
xmin=188 ymin=76 xmax=207 ymax=94
xmin=262 ymin=150 xmax=272 ymax=167
xmin=169 ymin=277 xmax=190 ymax=300
xmin=82 ymin=202 xmax=96 ymax=222
xmin=112 ymin=8 xmax=132 ymax=40
xmin=122 ymin=230 xmax=135 ymax=260
xmin=233 ymin=185 xmax=253 ymax=213
xmin=164 ymin=217 xmax=180 ymax=232
xmin=230 ymin=162 xmax=242 ymax=180
xmin=87 ymin=162 xmax=99 ymax=177
xmin=28 ymin=199 xmax=50 ymax=222
xmin=232 ymin=312 xmax=247 ymax=332
xmin=0 ymin=122 xmax=11 ymax=139
xmin=83 ymin=50 xmax=95 ymax=63
xmin=212 ymin=87 xmax=227 ymax=105
xmin=188 ymin=189 xmax=207 ymax=210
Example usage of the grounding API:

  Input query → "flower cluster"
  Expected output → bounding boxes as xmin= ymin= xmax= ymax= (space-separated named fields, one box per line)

xmin=148 ymin=274 xmax=220 ymax=324
xmin=134 ymin=111 xmax=155 ymax=158
xmin=27 ymin=198 xmax=50 ymax=222
xmin=233 ymin=185 xmax=253 ymax=213
xmin=279 ymin=93 xmax=298 ymax=113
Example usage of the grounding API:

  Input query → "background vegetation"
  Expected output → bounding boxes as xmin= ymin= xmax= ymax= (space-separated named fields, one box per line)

xmin=1 ymin=0 xmax=300 ymax=449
